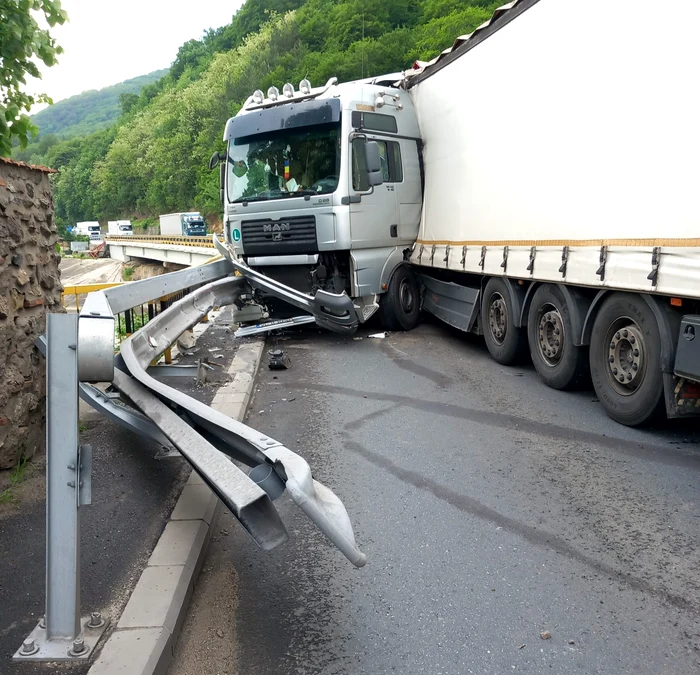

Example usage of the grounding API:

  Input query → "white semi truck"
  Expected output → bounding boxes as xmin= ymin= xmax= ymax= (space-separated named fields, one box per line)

xmin=75 ymin=221 xmax=102 ymax=242
xmin=159 ymin=212 xmax=207 ymax=237
xmin=107 ymin=219 xmax=133 ymax=236
xmin=211 ymin=0 xmax=700 ymax=426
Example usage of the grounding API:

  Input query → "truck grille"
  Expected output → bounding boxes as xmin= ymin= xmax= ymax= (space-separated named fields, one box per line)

xmin=241 ymin=216 xmax=317 ymax=256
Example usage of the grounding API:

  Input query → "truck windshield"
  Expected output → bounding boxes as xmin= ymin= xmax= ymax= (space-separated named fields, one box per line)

xmin=184 ymin=216 xmax=206 ymax=233
xmin=227 ymin=123 xmax=340 ymax=203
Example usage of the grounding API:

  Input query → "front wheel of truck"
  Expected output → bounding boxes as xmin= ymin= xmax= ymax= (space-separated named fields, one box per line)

xmin=379 ymin=265 xmax=420 ymax=331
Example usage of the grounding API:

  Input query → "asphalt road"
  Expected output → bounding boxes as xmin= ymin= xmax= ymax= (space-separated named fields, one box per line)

xmin=172 ymin=317 xmax=700 ymax=675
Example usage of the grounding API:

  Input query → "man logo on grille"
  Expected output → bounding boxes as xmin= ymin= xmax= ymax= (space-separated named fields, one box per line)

xmin=272 ymin=232 xmax=283 ymax=241
xmin=264 ymin=222 xmax=291 ymax=233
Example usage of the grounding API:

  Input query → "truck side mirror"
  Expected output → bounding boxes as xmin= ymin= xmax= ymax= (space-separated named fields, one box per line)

xmin=365 ymin=141 xmax=384 ymax=186
xmin=209 ymin=151 xmax=223 ymax=171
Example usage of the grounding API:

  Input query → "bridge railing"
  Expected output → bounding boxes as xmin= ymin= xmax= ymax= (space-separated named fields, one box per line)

xmin=104 ymin=234 xmax=216 ymax=248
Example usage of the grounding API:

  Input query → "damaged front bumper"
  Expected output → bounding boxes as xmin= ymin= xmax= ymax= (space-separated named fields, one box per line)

xmin=214 ymin=235 xmax=359 ymax=334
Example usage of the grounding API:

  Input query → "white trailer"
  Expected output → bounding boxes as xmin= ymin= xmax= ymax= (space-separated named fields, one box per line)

xmin=159 ymin=212 xmax=207 ymax=237
xmin=107 ymin=220 xmax=133 ymax=236
xmin=214 ymin=0 xmax=700 ymax=426
xmin=402 ymin=0 xmax=700 ymax=425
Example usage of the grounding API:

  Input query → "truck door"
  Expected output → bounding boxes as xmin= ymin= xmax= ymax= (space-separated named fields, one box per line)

xmin=348 ymin=135 xmax=400 ymax=249
xmin=393 ymin=140 xmax=422 ymax=243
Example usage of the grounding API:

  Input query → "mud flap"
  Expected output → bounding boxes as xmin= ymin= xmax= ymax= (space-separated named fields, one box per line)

xmin=664 ymin=372 xmax=700 ymax=419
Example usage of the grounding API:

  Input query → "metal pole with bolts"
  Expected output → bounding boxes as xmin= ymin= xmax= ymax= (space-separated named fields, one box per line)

xmin=14 ymin=313 xmax=108 ymax=662
xmin=46 ymin=312 xmax=81 ymax=641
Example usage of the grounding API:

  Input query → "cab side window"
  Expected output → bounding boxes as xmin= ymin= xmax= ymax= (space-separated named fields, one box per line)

xmin=352 ymin=138 xmax=369 ymax=191
xmin=352 ymin=139 xmax=403 ymax=191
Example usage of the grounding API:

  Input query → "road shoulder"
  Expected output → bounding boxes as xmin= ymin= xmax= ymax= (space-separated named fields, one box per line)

xmin=88 ymin=339 xmax=264 ymax=675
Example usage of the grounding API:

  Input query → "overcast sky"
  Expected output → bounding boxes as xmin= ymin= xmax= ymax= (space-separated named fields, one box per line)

xmin=30 ymin=0 xmax=244 ymax=108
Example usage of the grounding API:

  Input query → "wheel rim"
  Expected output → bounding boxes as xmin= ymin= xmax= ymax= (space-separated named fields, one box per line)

xmin=488 ymin=293 xmax=507 ymax=345
xmin=604 ymin=318 xmax=646 ymax=395
xmin=398 ymin=278 xmax=415 ymax=314
xmin=537 ymin=304 xmax=565 ymax=367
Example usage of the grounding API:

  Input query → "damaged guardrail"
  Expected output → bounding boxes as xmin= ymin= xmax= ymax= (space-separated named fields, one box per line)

xmin=16 ymin=255 xmax=365 ymax=663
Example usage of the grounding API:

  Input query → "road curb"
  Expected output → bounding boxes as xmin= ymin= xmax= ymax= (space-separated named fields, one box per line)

xmin=88 ymin=338 xmax=265 ymax=675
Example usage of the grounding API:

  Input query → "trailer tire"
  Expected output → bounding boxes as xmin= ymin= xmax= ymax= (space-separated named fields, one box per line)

xmin=589 ymin=293 xmax=665 ymax=426
xmin=481 ymin=277 xmax=527 ymax=365
xmin=379 ymin=265 xmax=420 ymax=331
xmin=527 ymin=284 xmax=589 ymax=390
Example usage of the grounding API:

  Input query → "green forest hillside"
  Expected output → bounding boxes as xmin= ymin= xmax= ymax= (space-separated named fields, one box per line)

xmin=31 ymin=69 xmax=168 ymax=138
xmin=23 ymin=0 xmax=501 ymax=236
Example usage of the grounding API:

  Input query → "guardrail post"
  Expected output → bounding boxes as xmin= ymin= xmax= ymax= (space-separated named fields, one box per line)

xmin=124 ymin=308 xmax=133 ymax=336
xmin=14 ymin=313 xmax=108 ymax=661
xmin=46 ymin=313 xmax=81 ymax=640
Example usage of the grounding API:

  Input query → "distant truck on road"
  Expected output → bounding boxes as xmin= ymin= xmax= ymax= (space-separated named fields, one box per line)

xmin=107 ymin=220 xmax=133 ymax=236
xmin=159 ymin=212 xmax=207 ymax=237
xmin=75 ymin=221 xmax=102 ymax=242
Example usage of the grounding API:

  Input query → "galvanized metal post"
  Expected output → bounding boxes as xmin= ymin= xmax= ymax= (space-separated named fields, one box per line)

xmin=45 ymin=312 xmax=81 ymax=640
xmin=15 ymin=314 xmax=108 ymax=661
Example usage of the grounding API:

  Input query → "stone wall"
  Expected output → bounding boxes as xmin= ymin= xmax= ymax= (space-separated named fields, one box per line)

xmin=0 ymin=158 xmax=63 ymax=470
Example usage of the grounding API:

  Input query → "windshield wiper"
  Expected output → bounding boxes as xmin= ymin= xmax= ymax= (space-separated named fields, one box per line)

xmin=276 ymin=189 xmax=321 ymax=199
xmin=233 ymin=195 xmax=271 ymax=204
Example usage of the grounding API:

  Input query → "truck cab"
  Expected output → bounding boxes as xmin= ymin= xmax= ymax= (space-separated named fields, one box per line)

xmin=219 ymin=76 xmax=422 ymax=326
xmin=159 ymin=212 xmax=208 ymax=237
xmin=75 ymin=221 xmax=102 ymax=242
xmin=180 ymin=212 xmax=207 ymax=236
xmin=108 ymin=220 xmax=133 ymax=236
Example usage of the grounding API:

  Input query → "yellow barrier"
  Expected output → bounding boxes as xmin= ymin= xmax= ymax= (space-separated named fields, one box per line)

xmin=104 ymin=234 xmax=216 ymax=249
xmin=61 ymin=282 xmax=124 ymax=313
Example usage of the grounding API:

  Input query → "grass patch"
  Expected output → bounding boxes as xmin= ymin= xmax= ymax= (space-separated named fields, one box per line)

xmin=122 ymin=266 xmax=135 ymax=281
xmin=79 ymin=421 xmax=88 ymax=433
xmin=0 ymin=455 xmax=33 ymax=504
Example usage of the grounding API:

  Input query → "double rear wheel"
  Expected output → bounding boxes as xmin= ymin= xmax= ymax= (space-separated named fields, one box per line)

xmin=527 ymin=285 xmax=588 ymax=390
xmin=588 ymin=293 xmax=664 ymax=426
xmin=481 ymin=277 xmax=528 ymax=365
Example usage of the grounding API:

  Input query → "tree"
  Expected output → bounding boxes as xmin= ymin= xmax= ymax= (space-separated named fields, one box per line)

xmin=118 ymin=92 xmax=139 ymax=116
xmin=0 ymin=0 xmax=68 ymax=156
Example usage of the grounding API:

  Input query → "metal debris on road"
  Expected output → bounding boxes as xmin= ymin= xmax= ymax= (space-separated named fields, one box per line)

xmin=234 ymin=314 xmax=316 ymax=337
xmin=368 ymin=332 xmax=388 ymax=339
xmin=268 ymin=349 xmax=292 ymax=370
